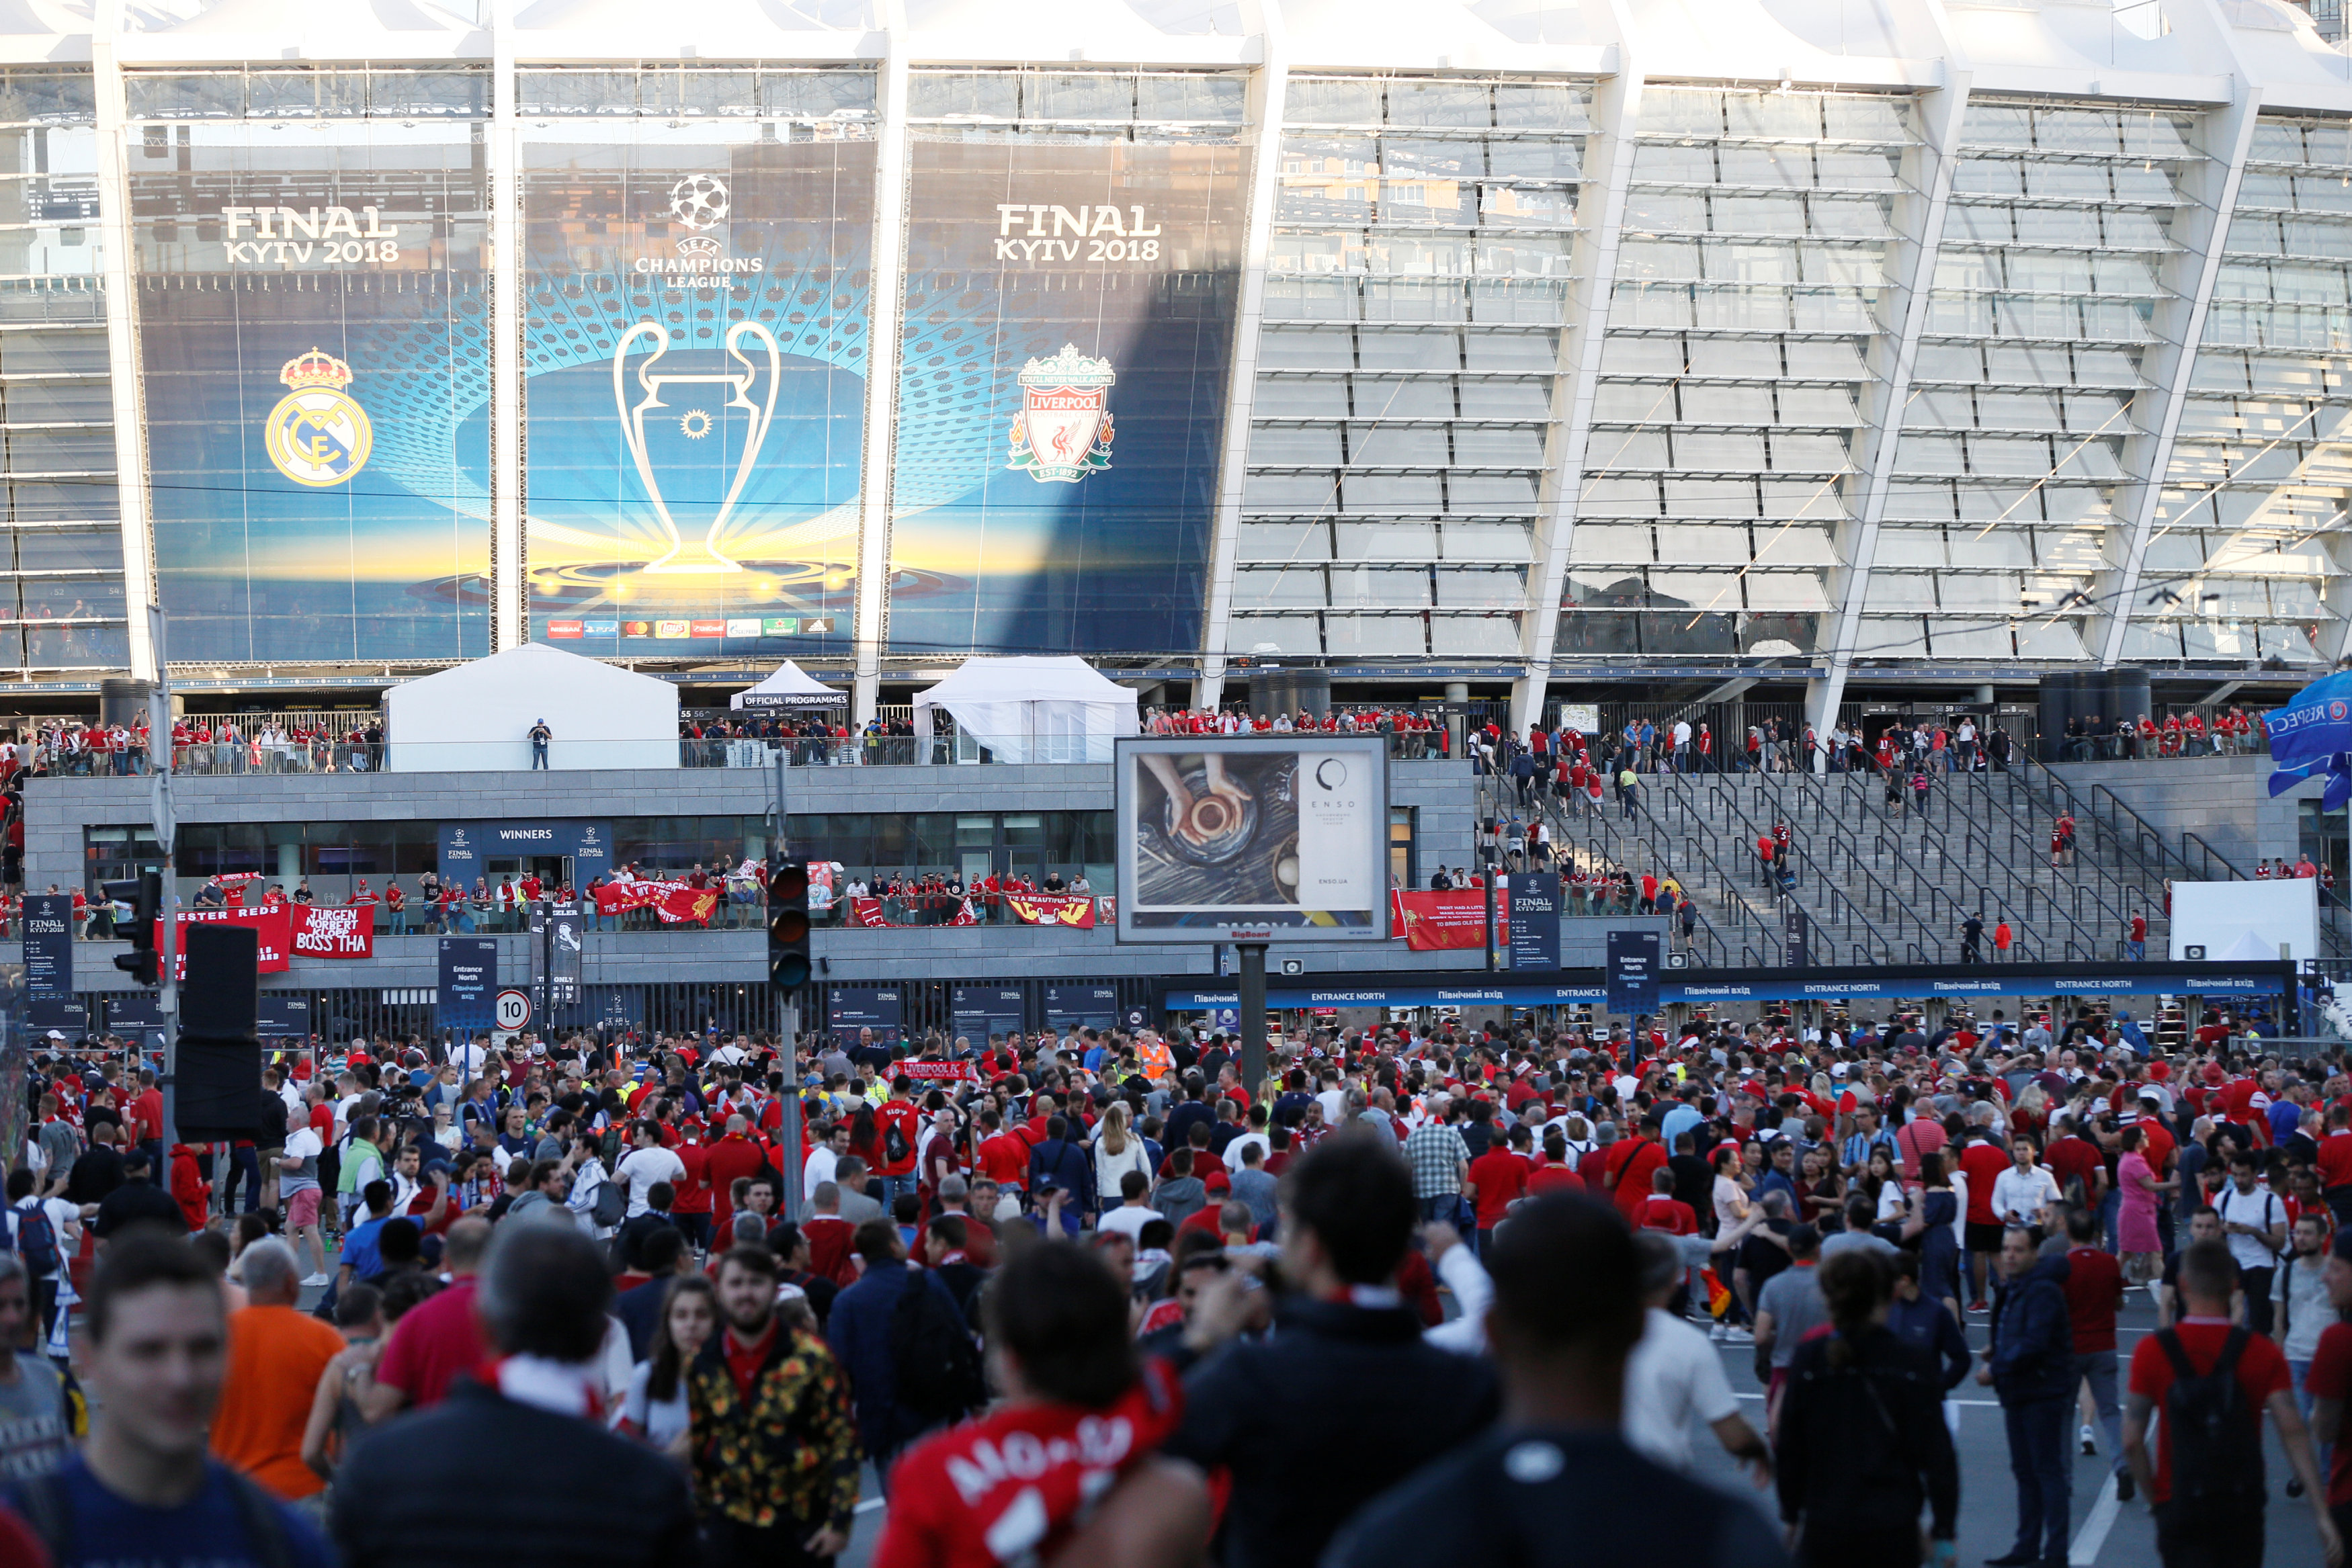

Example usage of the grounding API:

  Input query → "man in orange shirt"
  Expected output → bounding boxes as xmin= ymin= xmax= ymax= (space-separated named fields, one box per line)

xmin=208 ymin=1239 xmax=345 ymax=1501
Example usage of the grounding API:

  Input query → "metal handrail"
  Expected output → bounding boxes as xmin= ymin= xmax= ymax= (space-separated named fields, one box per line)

xmin=1657 ymin=767 xmax=1904 ymax=963
xmin=2180 ymin=832 xmax=2244 ymax=883
xmin=1812 ymin=767 xmax=2061 ymax=962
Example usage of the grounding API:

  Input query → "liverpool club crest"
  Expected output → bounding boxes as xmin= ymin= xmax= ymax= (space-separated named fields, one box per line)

xmin=263 ymin=348 xmax=372 ymax=488
xmin=1007 ymin=344 xmax=1114 ymax=483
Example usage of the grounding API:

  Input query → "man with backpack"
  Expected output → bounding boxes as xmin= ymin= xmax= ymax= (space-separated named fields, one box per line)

xmin=2126 ymin=1237 xmax=2337 ymax=1567
xmin=825 ymin=1217 xmax=982 ymax=1489
xmin=2213 ymin=1149 xmax=2289 ymax=1336
xmin=874 ymin=1076 xmax=923 ymax=1207
xmin=3 ymin=1168 xmax=63 ymax=1349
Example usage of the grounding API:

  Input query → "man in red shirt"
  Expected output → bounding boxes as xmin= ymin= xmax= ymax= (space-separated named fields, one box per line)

xmin=1603 ymin=1114 xmax=1669 ymax=1226
xmin=974 ymin=1111 xmax=1029 ymax=1203
xmin=1957 ymin=1123 xmax=2013 ymax=1309
xmin=2320 ymin=1104 xmax=2352 ymax=1229
xmin=704 ymin=1114 xmax=769 ymax=1240
xmin=1466 ymin=1130 xmax=1530 ymax=1250
xmin=368 ymin=1217 xmax=489 ymax=1417
xmin=800 ymin=1184 xmax=859 ymax=1288
xmin=2044 ymin=1115 xmax=2107 ymax=1209
xmin=874 ymin=1077 xmax=923 ymax=1205
xmin=2300 ymin=1230 xmax=2352 ymax=1547
xmin=669 ymin=1118 xmax=713 ymax=1253
xmin=874 ymin=1246 xmax=1191 ymax=1568
xmin=2126 ymin=1238 xmax=2335 ymax=1564
xmin=1634 ymin=1166 xmax=1697 ymax=1235
xmin=2058 ymin=1207 xmax=2129 ymax=1496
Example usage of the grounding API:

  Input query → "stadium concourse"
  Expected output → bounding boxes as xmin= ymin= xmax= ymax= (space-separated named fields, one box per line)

xmin=0 ymin=1005 xmax=2349 ymax=1568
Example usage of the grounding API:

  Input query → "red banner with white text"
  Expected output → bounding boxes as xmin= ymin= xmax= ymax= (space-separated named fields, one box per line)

xmin=158 ymin=906 xmax=291 ymax=975
xmin=592 ymin=879 xmax=721 ymax=926
xmin=1390 ymin=889 xmax=1505 ymax=951
xmin=291 ymin=904 xmax=375 ymax=958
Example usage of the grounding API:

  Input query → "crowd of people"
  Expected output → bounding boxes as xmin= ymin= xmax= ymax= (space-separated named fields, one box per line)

xmin=0 ymin=998 xmax=2348 ymax=1566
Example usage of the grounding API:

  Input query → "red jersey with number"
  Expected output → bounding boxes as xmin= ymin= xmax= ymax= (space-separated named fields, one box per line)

xmin=876 ymin=1100 xmax=923 ymax=1176
xmin=872 ymin=1360 xmax=1183 ymax=1568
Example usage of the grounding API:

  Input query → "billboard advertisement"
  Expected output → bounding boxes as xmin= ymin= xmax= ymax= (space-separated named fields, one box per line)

xmin=1115 ymin=736 xmax=1388 ymax=943
xmin=521 ymin=129 xmax=874 ymax=660
xmin=133 ymin=120 xmax=493 ymax=662
xmin=886 ymin=138 xmax=1245 ymax=658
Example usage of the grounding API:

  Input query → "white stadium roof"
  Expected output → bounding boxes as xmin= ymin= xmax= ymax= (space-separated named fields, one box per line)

xmin=0 ymin=0 xmax=2319 ymax=116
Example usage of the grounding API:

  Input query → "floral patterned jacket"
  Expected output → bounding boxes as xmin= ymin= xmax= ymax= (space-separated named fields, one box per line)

xmin=687 ymin=1323 xmax=863 ymax=1532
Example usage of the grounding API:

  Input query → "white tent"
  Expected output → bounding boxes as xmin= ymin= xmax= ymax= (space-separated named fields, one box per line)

xmin=913 ymin=656 xmax=1138 ymax=764
xmin=730 ymin=660 xmax=846 ymax=712
xmin=384 ymin=642 xmax=679 ymax=772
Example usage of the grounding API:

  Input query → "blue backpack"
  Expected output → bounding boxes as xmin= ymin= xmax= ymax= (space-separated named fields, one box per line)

xmin=5 ymin=1205 xmax=60 ymax=1278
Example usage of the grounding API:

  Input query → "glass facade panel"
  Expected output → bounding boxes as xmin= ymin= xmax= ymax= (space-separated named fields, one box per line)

xmin=1237 ymin=73 xmax=1586 ymax=660
xmin=2138 ymin=113 xmax=2352 ymax=668
xmin=1562 ymin=89 xmax=1911 ymax=663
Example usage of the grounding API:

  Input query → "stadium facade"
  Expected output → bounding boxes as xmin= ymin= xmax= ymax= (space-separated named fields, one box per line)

xmin=0 ymin=0 xmax=2343 ymax=732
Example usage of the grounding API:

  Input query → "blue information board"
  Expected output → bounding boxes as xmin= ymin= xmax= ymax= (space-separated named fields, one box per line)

xmin=438 ymin=937 xmax=498 ymax=1035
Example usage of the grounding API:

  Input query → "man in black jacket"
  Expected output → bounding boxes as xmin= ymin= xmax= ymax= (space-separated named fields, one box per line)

xmin=1324 ymin=1195 xmax=1783 ymax=1568
xmin=1980 ymin=1226 xmax=2074 ymax=1568
xmin=1025 ymin=1116 xmax=1094 ymax=1227
xmin=331 ymin=1221 xmax=699 ymax=1568
xmin=1163 ymin=1131 xmax=1499 ymax=1568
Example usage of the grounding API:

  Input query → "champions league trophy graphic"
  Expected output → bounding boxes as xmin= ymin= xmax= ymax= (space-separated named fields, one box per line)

xmin=612 ymin=318 xmax=782 ymax=574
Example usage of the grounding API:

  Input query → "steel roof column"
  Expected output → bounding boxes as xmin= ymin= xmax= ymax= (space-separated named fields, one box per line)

xmin=852 ymin=32 xmax=910 ymax=728
xmin=1804 ymin=69 xmax=1972 ymax=764
xmin=1511 ymin=3 xmax=1641 ymax=739
xmin=1195 ymin=1 xmax=1287 ymax=716
xmin=91 ymin=0 xmax=155 ymax=681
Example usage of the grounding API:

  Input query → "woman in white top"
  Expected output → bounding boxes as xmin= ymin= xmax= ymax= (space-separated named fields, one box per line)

xmin=1091 ymin=1102 xmax=1153 ymax=1204
xmin=621 ymin=1275 xmax=717 ymax=1460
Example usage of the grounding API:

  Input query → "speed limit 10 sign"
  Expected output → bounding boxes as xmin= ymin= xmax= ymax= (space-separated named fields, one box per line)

xmin=494 ymin=989 xmax=532 ymax=1031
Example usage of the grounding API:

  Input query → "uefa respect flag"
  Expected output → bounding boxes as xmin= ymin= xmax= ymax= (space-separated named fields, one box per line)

xmin=2263 ymin=670 xmax=2352 ymax=810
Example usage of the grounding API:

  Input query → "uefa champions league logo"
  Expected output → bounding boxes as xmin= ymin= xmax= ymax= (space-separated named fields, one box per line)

xmin=669 ymin=175 xmax=729 ymax=231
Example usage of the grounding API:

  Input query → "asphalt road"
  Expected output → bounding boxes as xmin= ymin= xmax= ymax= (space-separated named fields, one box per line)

xmin=1685 ymin=1283 xmax=2335 ymax=1568
xmin=835 ymin=1282 xmax=2339 ymax=1568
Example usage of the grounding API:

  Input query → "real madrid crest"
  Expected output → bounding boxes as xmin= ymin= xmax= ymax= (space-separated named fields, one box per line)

xmin=264 ymin=347 xmax=372 ymax=488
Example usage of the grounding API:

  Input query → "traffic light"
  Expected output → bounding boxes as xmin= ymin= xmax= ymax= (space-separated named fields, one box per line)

xmin=767 ymin=859 xmax=811 ymax=990
xmin=106 ymin=871 xmax=161 ymax=987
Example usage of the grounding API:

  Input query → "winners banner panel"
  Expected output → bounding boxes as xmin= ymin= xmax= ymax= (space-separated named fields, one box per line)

xmin=1116 ymin=735 xmax=1387 ymax=943
xmin=134 ymin=122 xmax=492 ymax=663
xmin=887 ymin=138 xmax=1245 ymax=658
xmin=521 ymin=130 xmax=874 ymax=660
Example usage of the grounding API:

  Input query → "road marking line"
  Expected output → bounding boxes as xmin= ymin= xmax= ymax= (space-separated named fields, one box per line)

xmin=857 ymin=1497 xmax=886 ymax=1514
xmin=2069 ymin=1475 xmax=2120 ymax=1566
xmin=1733 ymin=1392 xmax=2007 ymax=1407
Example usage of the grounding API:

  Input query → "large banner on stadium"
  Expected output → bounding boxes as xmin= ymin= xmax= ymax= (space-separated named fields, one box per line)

xmin=886 ymin=138 xmax=1245 ymax=658
xmin=1391 ymin=889 xmax=1506 ymax=952
xmin=133 ymin=122 xmax=493 ymax=663
xmin=521 ymin=132 xmax=874 ymax=661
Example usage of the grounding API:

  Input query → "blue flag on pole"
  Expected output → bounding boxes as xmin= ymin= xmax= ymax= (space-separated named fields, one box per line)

xmin=2264 ymin=670 xmax=2352 ymax=810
